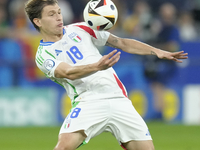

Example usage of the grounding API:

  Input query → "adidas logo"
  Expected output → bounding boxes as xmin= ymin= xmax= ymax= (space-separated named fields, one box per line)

xmin=146 ymin=130 xmax=151 ymax=136
xmin=55 ymin=49 xmax=62 ymax=56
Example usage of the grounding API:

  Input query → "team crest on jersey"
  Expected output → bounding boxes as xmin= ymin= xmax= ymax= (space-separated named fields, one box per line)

xmin=68 ymin=32 xmax=82 ymax=43
xmin=43 ymin=59 xmax=55 ymax=71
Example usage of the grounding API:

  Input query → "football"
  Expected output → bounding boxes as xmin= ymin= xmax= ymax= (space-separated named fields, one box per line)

xmin=83 ymin=0 xmax=118 ymax=31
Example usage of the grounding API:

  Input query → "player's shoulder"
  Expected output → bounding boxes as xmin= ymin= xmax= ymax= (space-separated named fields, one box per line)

xmin=65 ymin=22 xmax=94 ymax=33
xmin=35 ymin=42 xmax=57 ymax=67
xmin=64 ymin=22 xmax=100 ymax=39
xmin=36 ymin=40 xmax=55 ymax=56
xmin=65 ymin=22 xmax=88 ymax=28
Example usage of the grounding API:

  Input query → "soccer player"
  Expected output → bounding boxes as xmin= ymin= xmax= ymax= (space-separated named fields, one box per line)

xmin=25 ymin=0 xmax=188 ymax=150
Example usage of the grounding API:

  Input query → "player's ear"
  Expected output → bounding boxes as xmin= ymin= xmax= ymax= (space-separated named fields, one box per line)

xmin=33 ymin=18 xmax=41 ymax=28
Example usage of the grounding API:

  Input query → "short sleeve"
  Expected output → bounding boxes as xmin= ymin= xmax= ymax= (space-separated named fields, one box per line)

xmin=92 ymin=30 xmax=110 ymax=46
xmin=35 ymin=47 xmax=62 ymax=78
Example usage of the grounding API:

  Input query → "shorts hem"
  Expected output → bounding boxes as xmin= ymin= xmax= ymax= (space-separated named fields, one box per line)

xmin=59 ymin=127 xmax=87 ymax=134
xmin=120 ymin=137 xmax=153 ymax=144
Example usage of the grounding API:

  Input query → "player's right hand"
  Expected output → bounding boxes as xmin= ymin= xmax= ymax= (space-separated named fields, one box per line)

xmin=96 ymin=50 xmax=121 ymax=70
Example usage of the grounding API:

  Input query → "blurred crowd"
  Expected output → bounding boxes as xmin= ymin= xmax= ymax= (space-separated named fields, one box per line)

xmin=0 ymin=0 xmax=200 ymax=88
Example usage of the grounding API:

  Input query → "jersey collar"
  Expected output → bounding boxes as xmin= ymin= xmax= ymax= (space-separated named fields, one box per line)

xmin=40 ymin=28 xmax=66 ymax=46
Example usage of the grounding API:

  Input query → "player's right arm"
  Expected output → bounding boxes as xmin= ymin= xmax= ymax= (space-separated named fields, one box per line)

xmin=54 ymin=49 xmax=121 ymax=80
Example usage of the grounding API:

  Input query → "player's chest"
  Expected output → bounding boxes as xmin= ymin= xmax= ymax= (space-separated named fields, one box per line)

xmin=53 ymin=32 xmax=96 ymax=64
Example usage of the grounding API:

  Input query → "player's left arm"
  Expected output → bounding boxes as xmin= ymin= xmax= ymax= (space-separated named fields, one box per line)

xmin=106 ymin=34 xmax=188 ymax=63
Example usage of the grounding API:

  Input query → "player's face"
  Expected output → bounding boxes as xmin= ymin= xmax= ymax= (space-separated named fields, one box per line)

xmin=39 ymin=4 xmax=63 ymax=35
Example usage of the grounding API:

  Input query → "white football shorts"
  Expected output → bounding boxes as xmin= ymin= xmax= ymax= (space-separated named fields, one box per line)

xmin=59 ymin=98 xmax=152 ymax=144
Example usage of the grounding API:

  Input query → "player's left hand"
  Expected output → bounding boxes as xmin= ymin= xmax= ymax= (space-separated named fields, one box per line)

xmin=157 ymin=50 xmax=188 ymax=63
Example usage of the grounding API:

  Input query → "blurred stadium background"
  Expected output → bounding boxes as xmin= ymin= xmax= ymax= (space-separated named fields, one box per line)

xmin=0 ymin=0 xmax=200 ymax=149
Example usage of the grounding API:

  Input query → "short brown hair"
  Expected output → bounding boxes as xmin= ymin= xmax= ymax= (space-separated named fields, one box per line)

xmin=25 ymin=0 xmax=58 ymax=31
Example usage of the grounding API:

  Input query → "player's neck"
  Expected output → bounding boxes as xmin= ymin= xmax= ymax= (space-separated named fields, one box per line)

xmin=41 ymin=32 xmax=63 ymax=43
